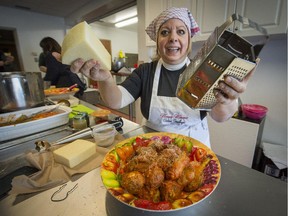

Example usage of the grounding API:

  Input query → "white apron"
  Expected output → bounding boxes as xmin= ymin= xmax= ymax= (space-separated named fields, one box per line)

xmin=143 ymin=59 xmax=211 ymax=148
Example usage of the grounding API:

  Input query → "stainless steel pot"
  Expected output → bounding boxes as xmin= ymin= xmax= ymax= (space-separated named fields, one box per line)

xmin=0 ymin=72 xmax=45 ymax=113
xmin=105 ymin=191 xmax=203 ymax=216
xmin=112 ymin=58 xmax=125 ymax=72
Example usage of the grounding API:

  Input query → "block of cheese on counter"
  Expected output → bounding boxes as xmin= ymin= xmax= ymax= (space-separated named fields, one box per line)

xmin=61 ymin=21 xmax=111 ymax=71
xmin=53 ymin=139 xmax=96 ymax=168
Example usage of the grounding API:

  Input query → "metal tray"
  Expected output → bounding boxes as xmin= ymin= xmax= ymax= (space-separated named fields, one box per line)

xmin=0 ymin=105 xmax=72 ymax=142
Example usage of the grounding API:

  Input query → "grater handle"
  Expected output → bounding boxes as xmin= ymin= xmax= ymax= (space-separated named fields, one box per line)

xmin=218 ymin=13 xmax=269 ymax=58
xmin=233 ymin=14 xmax=269 ymax=58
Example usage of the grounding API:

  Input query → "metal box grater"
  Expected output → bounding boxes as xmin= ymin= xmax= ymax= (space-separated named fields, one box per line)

xmin=177 ymin=14 xmax=269 ymax=110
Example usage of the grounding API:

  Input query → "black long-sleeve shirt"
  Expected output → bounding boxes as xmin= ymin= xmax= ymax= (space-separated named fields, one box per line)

xmin=44 ymin=52 xmax=86 ymax=93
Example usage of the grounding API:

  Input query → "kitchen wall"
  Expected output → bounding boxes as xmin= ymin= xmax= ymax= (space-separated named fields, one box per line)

xmin=90 ymin=23 xmax=138 ymax=60
xmin=0 ymin=6 xmax=138 ymax=72
xmin=0 ymin=6 xmax=66 ymax=72
xmin=137 ymin=0 xmax=287 ymax=148
xmin=238 ymin=35 xmax=287 ymax=147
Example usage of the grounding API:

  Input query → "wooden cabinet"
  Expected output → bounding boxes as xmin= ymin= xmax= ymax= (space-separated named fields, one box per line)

xmin=144 ymin=0 xmax=287 ymax=45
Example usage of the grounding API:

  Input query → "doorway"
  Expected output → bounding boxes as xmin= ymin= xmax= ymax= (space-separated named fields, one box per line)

xmin=0 ymin=28 xmax=22 ymax=71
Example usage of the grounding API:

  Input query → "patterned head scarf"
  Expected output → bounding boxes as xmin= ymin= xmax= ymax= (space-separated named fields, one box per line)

xmin=145 ymin=7 xmax=200 ymax=42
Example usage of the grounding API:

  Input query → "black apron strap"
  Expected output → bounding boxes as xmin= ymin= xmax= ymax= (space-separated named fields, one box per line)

xmin=200 ymin=110 xmax=207 ymax=120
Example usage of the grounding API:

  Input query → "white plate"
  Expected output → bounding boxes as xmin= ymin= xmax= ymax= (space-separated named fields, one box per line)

xmin=0 ymin=105 xmax=72 ymax=142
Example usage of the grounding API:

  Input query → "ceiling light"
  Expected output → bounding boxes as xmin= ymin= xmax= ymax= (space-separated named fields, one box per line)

xmin=100 ymin=6 xmax=137 ymax=24
xmin=115 ymin=17 xmax=138 ymax=28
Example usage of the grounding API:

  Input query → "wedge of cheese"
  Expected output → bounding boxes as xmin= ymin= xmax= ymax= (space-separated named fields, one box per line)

xmin=53 ymin=139 xmax=96 ymax=168
xmin=61 ymin=21 xmax=111 ymax=71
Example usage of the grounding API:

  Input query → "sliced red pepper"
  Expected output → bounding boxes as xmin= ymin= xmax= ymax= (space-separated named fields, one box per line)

xmin=199 ymin=184 xmax=214 ymax=195
xmin=116 ymin=144 xmax=134 ymax=162
xmin=134 ymin=199 xmax=152 ymax=209
xmin=115 ymin=148 xmax=125 ymax=160
xmin=134 ymin=199 xmax=172 ymax=210
xmin=195 ymin=148 xmax=207 ymax=162
xmin=189 ymin=146 xmax=197 ymax=161
xmin=151 ymin=201 xmax=172 ymax=210
xmin=133 ymin=137 xmax=150 ymax=151
xmin=102 ymin=153 xmax=119 ymax=173
xmin=122 ymin=145 xmax=134 ymax=158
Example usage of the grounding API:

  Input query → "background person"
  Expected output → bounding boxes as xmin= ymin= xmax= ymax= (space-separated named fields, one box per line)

xmin=39 ymin=37 xmax=86 ymax=96
xmin=0 ymin=49 xmax=15 ymax=72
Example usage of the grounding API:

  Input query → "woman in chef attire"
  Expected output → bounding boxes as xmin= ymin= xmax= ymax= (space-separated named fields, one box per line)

xmin=70 ymin=7 xmax=255 ymax=148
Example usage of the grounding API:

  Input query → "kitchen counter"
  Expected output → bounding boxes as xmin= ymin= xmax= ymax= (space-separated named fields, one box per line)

xmin=0 ymin=105 xmax=287 ymax=216
xmin=0 ymin=100 xmax=140 ymax=161
xmin=0 ymin=100 xmax=141 ymax=196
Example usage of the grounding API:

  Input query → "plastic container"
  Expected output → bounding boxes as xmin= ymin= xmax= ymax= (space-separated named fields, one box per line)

xmin=241 ymin=104 xmax=268 ymax=120
xmin=92 ymin=124 xmax=116 ymax=147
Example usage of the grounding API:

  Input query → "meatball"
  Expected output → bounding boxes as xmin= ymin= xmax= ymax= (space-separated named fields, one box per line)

xmin=184 ymin=161 xmax=204 ymax=192
xmin=156 ymin=148 xmax=179 ymax=170
xmin=124 ymin=146 xmax=157 ymax=173
xmin=139 ymin=186 xmax=161 ymax=203
xmin=121 ymin=171 xmax=145 ymax=195
xmin=160 ymin=180 xmax=183 ymax=203
xmin=166 ymin=151 xmax=190 ymax=180
xmin=177 ymin=162 xmax=195 ymax=187
xmin=145 ymin=164 xmax=165 ymax=189
xmin=149 ymin=140 xmax=167 ymax=152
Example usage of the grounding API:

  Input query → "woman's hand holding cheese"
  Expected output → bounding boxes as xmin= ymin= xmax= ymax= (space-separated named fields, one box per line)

xmin=70 ymin=58 xmax=112 ymax=81
xmin=71 ymin=58 xmax=122 ymax=109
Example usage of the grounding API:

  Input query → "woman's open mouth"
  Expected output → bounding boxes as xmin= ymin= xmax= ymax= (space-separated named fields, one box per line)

xmin=166 ymin=47 xmax=180 ymax=54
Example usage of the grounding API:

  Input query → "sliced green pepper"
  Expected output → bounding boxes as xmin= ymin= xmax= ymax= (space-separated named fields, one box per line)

xmin=103 ymin=179 xmax=120 ymax=188
xmin=101 ymin=169 xmax=117 ymax=180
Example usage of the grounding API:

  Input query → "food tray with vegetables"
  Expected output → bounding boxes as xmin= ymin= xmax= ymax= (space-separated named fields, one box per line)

xmin=0 ymin=105 xmax=72 ymax=142
xmin=101 ymin=132 xmax=221 ymax=212
xmin=44 ymin=86 xmax=79 ymax=96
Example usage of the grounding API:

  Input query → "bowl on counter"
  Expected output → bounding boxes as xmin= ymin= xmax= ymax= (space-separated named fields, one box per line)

xmin=241 ymin=104 xmax=268 ymax=120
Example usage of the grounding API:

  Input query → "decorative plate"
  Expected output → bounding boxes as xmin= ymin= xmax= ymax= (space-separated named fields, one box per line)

xmin=101 ymin=132 xmax=221 ymax=211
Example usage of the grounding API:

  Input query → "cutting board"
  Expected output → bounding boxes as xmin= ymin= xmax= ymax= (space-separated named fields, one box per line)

xmin=69 ymin=104 xmax=95 ymax=119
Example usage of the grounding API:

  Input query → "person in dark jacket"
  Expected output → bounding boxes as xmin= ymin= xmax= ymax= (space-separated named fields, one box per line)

xmin=0 ymin=49 xmax=15 ymax=72
xmin=39 ymin=37 xmax=86 ymax=95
